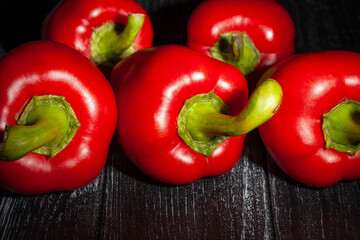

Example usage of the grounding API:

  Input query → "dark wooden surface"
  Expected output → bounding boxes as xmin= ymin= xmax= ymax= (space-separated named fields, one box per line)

xmin=1 ymin=0 xmax=360 ymax=239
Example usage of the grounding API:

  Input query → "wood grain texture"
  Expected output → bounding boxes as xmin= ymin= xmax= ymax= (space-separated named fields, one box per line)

xmin=0 ymin=0 xmax=360 ymax=239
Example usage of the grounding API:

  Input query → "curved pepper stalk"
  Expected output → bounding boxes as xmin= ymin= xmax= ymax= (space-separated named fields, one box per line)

xmin=90 ymin=13 xmax=145 ymax=67
xmin=0 ymin=95 xmax=80 ymax=161
xmin=178 ymin=78 xmax=282 ymax=156
xmin=112 ymin=45 xmax=280 ymax=184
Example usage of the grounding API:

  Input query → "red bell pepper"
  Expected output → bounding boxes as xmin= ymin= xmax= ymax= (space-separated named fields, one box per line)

xmin=111 ymin=45 xmax=282 ymax=184
xmin=42 ymin=0 xmax=153 ymax=69
xmin=187 ymin=0 xmax=295 ymax=76
xmin=0 ymin=41 xmax=117 ymax=194
xmin=258 ymin=51 xmax=360 ymax=187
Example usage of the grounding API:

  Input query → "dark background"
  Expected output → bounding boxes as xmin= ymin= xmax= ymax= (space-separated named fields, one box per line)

xmin=0 ymin=0 xmax=360 ymax=239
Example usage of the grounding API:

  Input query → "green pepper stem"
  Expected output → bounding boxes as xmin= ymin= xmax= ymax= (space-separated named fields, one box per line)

xmin=322 ymin=99 xmax=360 ymax=155
xmin=0 ymin=95 xmax=80 ymax=161
xmin=203 ymin=79 xmax=282 ymax=137
xmin=178 ymin=79 xmax=282 ymax=156
xmin=209 ymin=32 xmax=261 ymax=75
xmin=90 ymin=13 xmax=145 ymax=67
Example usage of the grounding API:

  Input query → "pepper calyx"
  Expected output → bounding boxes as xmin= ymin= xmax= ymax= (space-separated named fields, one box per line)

xmin=90 ymin=13 xmax=145 ymax=67
xmin=322 ymin=99 xmax=360 ymax=155
xmin=177 ymin=79 xmax=283 ymax=156
xmin=177 ymin=92 xmax=230 ymax=157
xmin=0 ymin=95 xmax=81 ymax=161
xmin=209 ymin=32 xmax=260 ymax=75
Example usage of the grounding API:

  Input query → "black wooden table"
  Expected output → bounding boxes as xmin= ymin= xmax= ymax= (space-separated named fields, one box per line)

xmin=0 ymin=0 xmax=360 ymax=239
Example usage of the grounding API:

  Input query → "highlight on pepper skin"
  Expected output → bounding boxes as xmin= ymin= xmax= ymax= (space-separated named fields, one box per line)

xmin=0 ymin=40 xmax=117 ymax=194
xmin=258 ymin=50 xmax=360 ymax=187
xmin=111 ymin=45 xmax=282 ymax=185
xmin=187 ymin=0 xmax=295 ymax=76
xmin=42 ymin=0 xmax=154 ymax=71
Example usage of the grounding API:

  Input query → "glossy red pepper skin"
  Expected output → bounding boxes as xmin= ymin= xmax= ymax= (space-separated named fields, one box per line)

xmin=111 ymin=45 xmax=249 ymax=184
xmin=0 ymin=41 xmax=117 ymax=194
xmin=187 ymin=0 xmax=295 ymax=73
xmin=258 ymin=51 xmax=360 ymax=187
xmin=42 ymin=0 xmax=153 ymax=59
